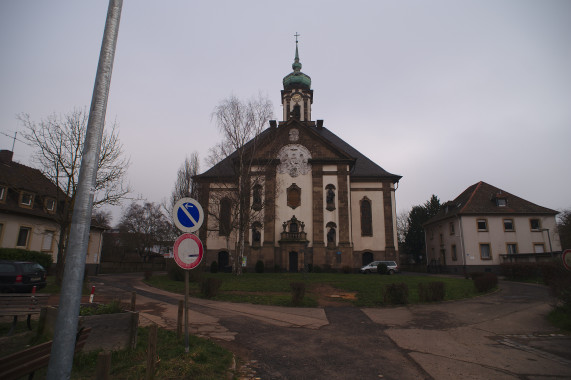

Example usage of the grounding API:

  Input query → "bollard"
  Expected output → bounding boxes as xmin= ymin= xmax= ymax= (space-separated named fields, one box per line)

xmin=89 ymin=286 xmax=95 ymax=303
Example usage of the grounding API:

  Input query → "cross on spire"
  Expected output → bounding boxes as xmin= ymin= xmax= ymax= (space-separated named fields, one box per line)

xmin=294 ymin=32 xmax=300 ymax=44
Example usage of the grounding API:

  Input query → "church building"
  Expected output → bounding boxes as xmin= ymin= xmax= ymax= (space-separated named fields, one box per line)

xmin=195 ymin=41 xmax=402 ymax=272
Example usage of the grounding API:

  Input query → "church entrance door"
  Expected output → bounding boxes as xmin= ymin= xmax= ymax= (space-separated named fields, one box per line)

xmin=218 ymin=251 xmax=229 ymax=272
xmin=362 ymin=251 xmax=373 ymax=266
xmin=289 ymin=251 xmax=298 ymax=273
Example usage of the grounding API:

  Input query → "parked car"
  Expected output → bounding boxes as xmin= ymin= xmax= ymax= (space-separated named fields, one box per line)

xmin=360 ymin=260 xmax=399 ymax=274
xmin=0 ymin=260 xmax=47 ymax=292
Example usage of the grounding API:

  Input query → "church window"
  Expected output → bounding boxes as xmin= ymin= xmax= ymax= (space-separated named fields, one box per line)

xmin=360 ymin=198 xmax=372 ymax=236
xmin=219 ymin=198 xmax=232 ymax=236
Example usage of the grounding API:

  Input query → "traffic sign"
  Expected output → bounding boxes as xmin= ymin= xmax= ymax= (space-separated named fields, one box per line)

xmin=172 ymin=198 xmax=204 ymax=233
xmin=173 ymin=233 xmax=204 ymax=270
xmin=563 ymin=249 xmax=571 ymax=271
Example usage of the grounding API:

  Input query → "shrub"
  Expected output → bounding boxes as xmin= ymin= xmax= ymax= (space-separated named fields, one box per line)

xmin=290 ymin=282 xmax=306 ymax=306
xmin=342 ymin=265 xmax=352 ymax=274
xmin=377 ymin=263 xmax=388 ymax=275
xmin=274 ymin=264 xmax=282 ymax=273
xmin=383 ymin=283 xmax=409 ymax=305
xmin=312 ymin=265 xmax=322 ymax=273
xmin=200 ymin=278 xmax=222 ymax=298
xmin=80 ymin=299 xmax=123 ymax=316
xmin=323 ymin=264 xmax=334 ymax=273
xmin=188 ymin=270 xmax=204 ymax=283
xmin=418 ymin=281 xmax=446 ymax=302
xmin=0 ymin=248 xmax=53 ymax=270
xmin=500 ymin=263 xmax=540 ymax=280
xmin=210 ymin=261 xmax=219 ymax=273
xmin=166 ymin=259 xmax=185 ymax=281
xmin=306 ymin=263 xmax=313 ymax=273
xmin=542 ymin=262 xmax=571 ymax=307
xmin=255 ymin=260 xmax=265 ymax=273
xmin=473 ymin=273 xmax=498 ymax=293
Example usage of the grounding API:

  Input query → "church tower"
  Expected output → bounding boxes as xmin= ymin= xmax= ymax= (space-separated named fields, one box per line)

xmin=281 ymin=34 xmax=313 ymax=122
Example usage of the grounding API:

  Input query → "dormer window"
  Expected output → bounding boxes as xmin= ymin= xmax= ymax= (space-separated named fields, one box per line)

xmin=0 ymin=186 xmax=6 ymax=203
xmin=20 ymin=192 xmax=34 ymax=208
xmin=496 ymin=197 xmax=507 ymax=207
xmin=45 ymin=198 xmax=56 ymax=212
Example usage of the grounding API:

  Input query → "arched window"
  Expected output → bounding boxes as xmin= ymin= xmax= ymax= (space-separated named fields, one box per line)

xmin=361 ymin=198 xmax=372 ymax=236
xmin=219 ymin=198 xmax=232 ymax=236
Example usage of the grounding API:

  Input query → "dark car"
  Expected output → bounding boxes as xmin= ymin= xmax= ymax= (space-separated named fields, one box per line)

xmin=0 ymin=260 xmax=47 ymax=293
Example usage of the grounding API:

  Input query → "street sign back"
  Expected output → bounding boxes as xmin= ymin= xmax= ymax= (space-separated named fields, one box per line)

xmin=563 ymin=249 xmax=571 ymax=271
xmin=172 ymin=197 xmax=204 ymax=233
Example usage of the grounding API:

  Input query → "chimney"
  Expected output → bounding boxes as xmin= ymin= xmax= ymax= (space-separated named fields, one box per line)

xmin=269 ymin=120 xmax=277 ymax=128
xmin=316 ymin=120 xmax=323 ymax=130
xmin=0 ymin=150 xmax=13 ymax=163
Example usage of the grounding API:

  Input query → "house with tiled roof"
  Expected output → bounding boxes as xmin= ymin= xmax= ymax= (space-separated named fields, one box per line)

xmin=0 ymin=149 xmax=104 ymax=274
xmin=424 ymin=181 xmax=561 ymax=274
xmin=194 ymin=42 xmax=401 ymax=272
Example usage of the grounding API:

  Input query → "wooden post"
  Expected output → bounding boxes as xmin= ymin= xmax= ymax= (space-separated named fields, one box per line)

xmin=177 ymin=300 xmax=183 ymax=339
xmin=129 ymin=311 xmax=139 ymax=349
xmin=146 ymin=323 xmax=158 ymax=380
xmin=96 ymin=351 xmax=111 ymax=380
xmin=36 ymin=307 xmax=47 ymax=339
xmin=130 ymin=292 xmax=136 ymax=312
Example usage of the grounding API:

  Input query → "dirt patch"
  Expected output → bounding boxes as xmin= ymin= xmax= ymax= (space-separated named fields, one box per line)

xmin=311 ymin=284 xmax=357 ymax=307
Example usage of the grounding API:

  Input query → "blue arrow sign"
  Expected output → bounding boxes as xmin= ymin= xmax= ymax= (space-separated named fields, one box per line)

xmin=172 ymin=198 xmax=204 ymax=233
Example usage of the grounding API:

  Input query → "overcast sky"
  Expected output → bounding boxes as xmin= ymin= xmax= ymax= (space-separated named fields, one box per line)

xmin=1 ymin=0 xmax=570 ymax=225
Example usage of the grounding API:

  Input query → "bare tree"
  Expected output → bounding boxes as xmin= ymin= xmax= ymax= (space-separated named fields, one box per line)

xmin=207 ymin=93 xmax=277 ymax=274
xmin=18 ymin=108 xmax=130 ymax=282
xmin=170 ymin=152 xmax=200 ymax=206
xmin=118 ymin=201 xmax=172 ymax=261
xmin=396 ymin=210 xmax=409 ymax=248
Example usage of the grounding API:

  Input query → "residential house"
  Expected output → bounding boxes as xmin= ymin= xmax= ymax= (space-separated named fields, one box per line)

xmin=0 ymin=149 xmax=104 ymax=274
xmin=424 ymin=181 xmax=561 ymax=274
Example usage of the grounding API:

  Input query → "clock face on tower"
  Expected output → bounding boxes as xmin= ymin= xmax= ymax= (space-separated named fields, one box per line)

xmin=291 ymin=94 xmax=302 ymax=103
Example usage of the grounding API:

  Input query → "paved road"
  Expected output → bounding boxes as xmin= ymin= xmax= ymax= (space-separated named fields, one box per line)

xmin=90 ymin=273 xmax=571 ymax=380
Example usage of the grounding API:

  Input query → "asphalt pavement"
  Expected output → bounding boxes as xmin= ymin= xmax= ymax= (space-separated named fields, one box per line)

xmin=90 ymin=273 xmax=571 ymax=380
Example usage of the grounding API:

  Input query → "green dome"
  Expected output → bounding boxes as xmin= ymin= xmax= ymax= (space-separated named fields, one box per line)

xmin=283 ymin=43 xmax=311 ymax=90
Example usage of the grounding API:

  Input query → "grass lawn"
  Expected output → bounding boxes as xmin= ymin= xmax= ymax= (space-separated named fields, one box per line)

xmin=0 ymin=323 xmax=233 ymax=380
xmin=146 ymin=272 xmax=480 ymax=307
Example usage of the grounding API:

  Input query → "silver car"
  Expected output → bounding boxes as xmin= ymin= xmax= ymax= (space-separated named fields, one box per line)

xmin=359 ymin=260 xmax=399 ymax=274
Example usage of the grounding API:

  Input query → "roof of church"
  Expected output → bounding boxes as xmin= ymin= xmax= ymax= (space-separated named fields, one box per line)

xmin=425 ymin=181 xmax=558 ymax=225
xmin=196 ymin=124 xmax=401 ymax=181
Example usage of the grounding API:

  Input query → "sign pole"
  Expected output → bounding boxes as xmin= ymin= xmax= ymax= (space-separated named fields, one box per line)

xmin=171 ymin=197 xmax=204 ymax=353
xmin=184 ymin=270 xmax=189 ymax=352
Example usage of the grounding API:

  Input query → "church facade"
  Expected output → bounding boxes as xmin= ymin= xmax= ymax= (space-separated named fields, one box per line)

xmin=195 ymin=43 xmax=401 ymax=272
